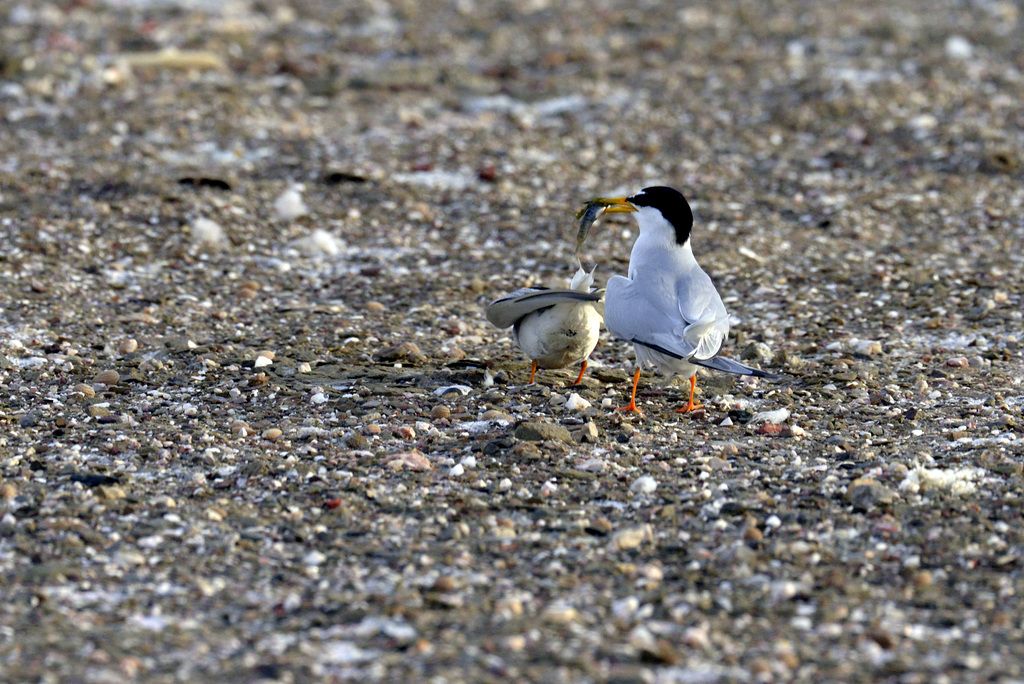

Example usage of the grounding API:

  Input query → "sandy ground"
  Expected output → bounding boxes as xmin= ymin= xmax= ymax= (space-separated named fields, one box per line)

xmin=1 ymin=0 xmax=1024 ymax=682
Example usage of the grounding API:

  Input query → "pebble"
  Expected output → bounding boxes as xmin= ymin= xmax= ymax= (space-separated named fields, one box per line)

xmin=254 ymin=355 xmax=273 ymax=368
xmin=96 ymin=485 xmax=126 ymax=501
xmin=94 ymin=369 xmax=120 ymax=386
xmin=945 ymin=356 xmax=969 ymax=368
xmin=384 ymin=450 xmax=432 ymax=471
xmin=847 ymin=477 xmax=896 ymax=510
xmin=88 ymin=406 xmax=111 ymax=418
xmin=431 ymin=405 xmax=451 ymax=420
xmin=609 ymin=525 xmax=653 ymax=552
xmin=448 ymin=463 xmax=465 ymax=477
xmin=72 ymin=383 xmax=96 ymax=398
xmin=261 ymin=428 xmax=283 ymax=441
xmin=118 ymin=338 xmax=138 ymax=355
xmin=574 ymin=421 xmax=600 ymax=443
xmin=0 ymin=484 xmax=16 ymax=500
xmin=513 ymin=421 xmax=573 ymax=443
xmin=366 ymin=301 xmax=386 ymax=312
xmin=564 ymin=393 xmax=591 ymax=411
xmin=191 ymin=217 xmax=227 ymax=248
xmin=630 ymin=476 xmax=658 ymax=495
xmin=396 ymin=426 xmax=416 ymax=440
xmin=274 ymin=185 xmax=307 ymax=221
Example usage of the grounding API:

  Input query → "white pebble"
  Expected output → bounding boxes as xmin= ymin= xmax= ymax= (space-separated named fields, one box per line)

xmin=310 ymin=392 xmax=328 ymax=405
xmin=254 ymin=355 xmax=273 ymax=368
xmin=298 ymin=362 xmax=311 ymax=373
xmin=497 ymin=478 xmax=512 ymax=491
xmin=274 ymin=184 xmax=308 ymax=221
xmin=601 ymin=398 xmax=614 ymax=408
xmin=765 ymin=515 xmax=782 ymax=528
xmin=448 ymin=463 xmax=465 ymax=478
xmin=293 ymin=229 xmax=344 ymax=256
xmin=945 ymin=35 xmax=973 ymax=60
xmin=719 ymin=417 xmax=733 ymax=427
xmin=564 ymin=393 xmax=591 ymax=411
xmin=460 ymin=455 xmax=477 ymax=469
xmin=630 ymin=475 xmax=658 ymax=495
xmin=482 ymin=370 xmax=494 ymax=388
xmin=191 ymin=217 xmax=227 ymax=248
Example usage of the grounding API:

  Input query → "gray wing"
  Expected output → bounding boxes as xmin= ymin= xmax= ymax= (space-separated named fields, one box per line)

xmin=486 ymin=287 xmax=604 ymax=328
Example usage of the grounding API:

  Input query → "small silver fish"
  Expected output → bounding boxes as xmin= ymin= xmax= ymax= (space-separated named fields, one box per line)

xmin=573 ymin=200 xmax=605 ymax=253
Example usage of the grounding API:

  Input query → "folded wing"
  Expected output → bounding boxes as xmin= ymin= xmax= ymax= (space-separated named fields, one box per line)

xmin=485 ymin=288 xmax=604 ymax=329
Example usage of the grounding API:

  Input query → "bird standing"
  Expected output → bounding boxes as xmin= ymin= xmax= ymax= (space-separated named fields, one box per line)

xmin=485 ymin=262 xmax=604 ymax=385
xmin=585 ymin=186 xmax=770 ymax=415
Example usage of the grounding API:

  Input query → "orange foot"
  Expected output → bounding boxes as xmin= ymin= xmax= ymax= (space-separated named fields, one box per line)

xmin=675 ymin=375 xmax=703 ymax=414
xmin=528 ymin=360 xmax=538 ymax=385
xmin=616 ymin=368 xmax=645 ymax=416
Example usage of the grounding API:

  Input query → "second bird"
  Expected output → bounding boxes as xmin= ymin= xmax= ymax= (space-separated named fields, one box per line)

xmin=485 ymin=262 xmax=604 ymax=385
xmin=590 ymin=186 xmax=770 ymax=415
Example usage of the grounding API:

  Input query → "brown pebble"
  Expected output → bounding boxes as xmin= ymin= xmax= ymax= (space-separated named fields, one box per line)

xmin=431 ymin=405 xmax=451 ymax=420
xmin=88 ymin=406 xmax=111 ymax=418
xmin=743 ymin=523 xmax=764 ymax=544
xmin=366 ymin=301 xmax=385 ymax=312
xmin=261 ymin=428 xmax=283 ymax=441
xmin=396 ymin=426 xmax=416 ymax=440
xmin=118 ymin=338 xmax=138 ymax=355
xmin=364 ymin=424 xmax=382 ymax=436
xmin=73 ymin=383 xmax=96 ymax=398
xmin=0 ymin=483 xmax=16 ymax=500
xmin=94 ymin=369 xmax=120 ymax=386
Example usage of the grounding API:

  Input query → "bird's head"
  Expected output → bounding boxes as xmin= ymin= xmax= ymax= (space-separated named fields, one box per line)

xmin=591 ymin=186 xmax=694 ymax=247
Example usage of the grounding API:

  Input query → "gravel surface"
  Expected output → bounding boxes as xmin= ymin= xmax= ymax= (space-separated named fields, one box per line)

xmin=2 ymin=1 xmax=1024 ymax=682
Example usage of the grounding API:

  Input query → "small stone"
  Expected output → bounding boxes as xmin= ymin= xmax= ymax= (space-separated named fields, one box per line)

xmin=88 ymin=406 xmax=111 ymax=418
xmin=945 ymin=35 xmax=973 ymax=60
xmin=366 ymin=301 xmax=386 ymax=312
xmin=564 ymin=393 xmax=591 ymax=411
xmin=261 ymin=428 xmax=283 ymax=441
xmin=609 ymin=524 xmax=653 ymax=552
xmin=514 ymin=421 xmax=573 ymax=443
xmin=96 ymin=485 xmax=126 ymax=501
xmin=72 ymin=383 xmax=96 ymax=398
xmin=375 ymin=342 xmax=427 ymax=364
xmin=574 ymin=421 xmax=600 ymax=443
xmin=191 ymin=217 xmax=227 ymax=249
xmin=19 ymin=410 xmax=42 ymax=428
xmin=448 ymin=463 xmax=465 ymax=477
xmin=94 ymin=369 xmax=120 ymax=386
xmin=542 ymin=602 xmax=579 ymax=625
xmin=230 ymin=420 xmax=250 ymax=436
xmin=298 ymin=362 xmax=312 ymax=373
xmin=274 ymin=185 xmax=307 ymax=222
xmin=0 ymin=484 xmax=16 ymax=500
xmin=384 ymin=450 xmax=432 ymax=471
xmin=945 ymin=356 xmax=969 ymax=368
xmin=630 ymin=475 xmax=657 ymax=495
xmin=481 ymin=409 xmax=513 ymax=422
xmin=431 ymin=405 xmax=451 ymax=420
xmin=118 ymin=338 xmax=138 ymax=355
xmin=254 ymin=355 xmax=273 ymax=368
xmin=396 ymin=426 xmax=416 ymax=440
xmin=741 ymin=342 xmax=773 ymax=361
xmin=848 ymin=477 xmax=896 ymax=510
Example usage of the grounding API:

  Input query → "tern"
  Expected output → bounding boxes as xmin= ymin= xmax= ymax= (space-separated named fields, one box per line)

xmin=582 ymin=187 xmax=770 ymax=415
xmin=486 ymin=262 xmax=604 ymax=385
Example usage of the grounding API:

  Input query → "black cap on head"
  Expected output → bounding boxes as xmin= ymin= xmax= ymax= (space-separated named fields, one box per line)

xmin=628 ymin=186 xmax=694 ymax=246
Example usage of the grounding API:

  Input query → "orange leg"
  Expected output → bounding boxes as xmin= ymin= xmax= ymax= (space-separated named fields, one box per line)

xmin=616 ymin=368 xmax=644 ymax=415
xmin=573 ymin=359 xmax=588 ymax=385
xmin=676 ymin=375 xmax=704 ymax=413
xmin=528 ymin=360 xmax=538 ymax=384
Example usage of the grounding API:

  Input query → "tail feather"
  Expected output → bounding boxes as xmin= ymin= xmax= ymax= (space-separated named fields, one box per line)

xmin=691 ymin=355 xmax=775 ymax=378
xmin=631 ymin=338 xmax=776 ymax=378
